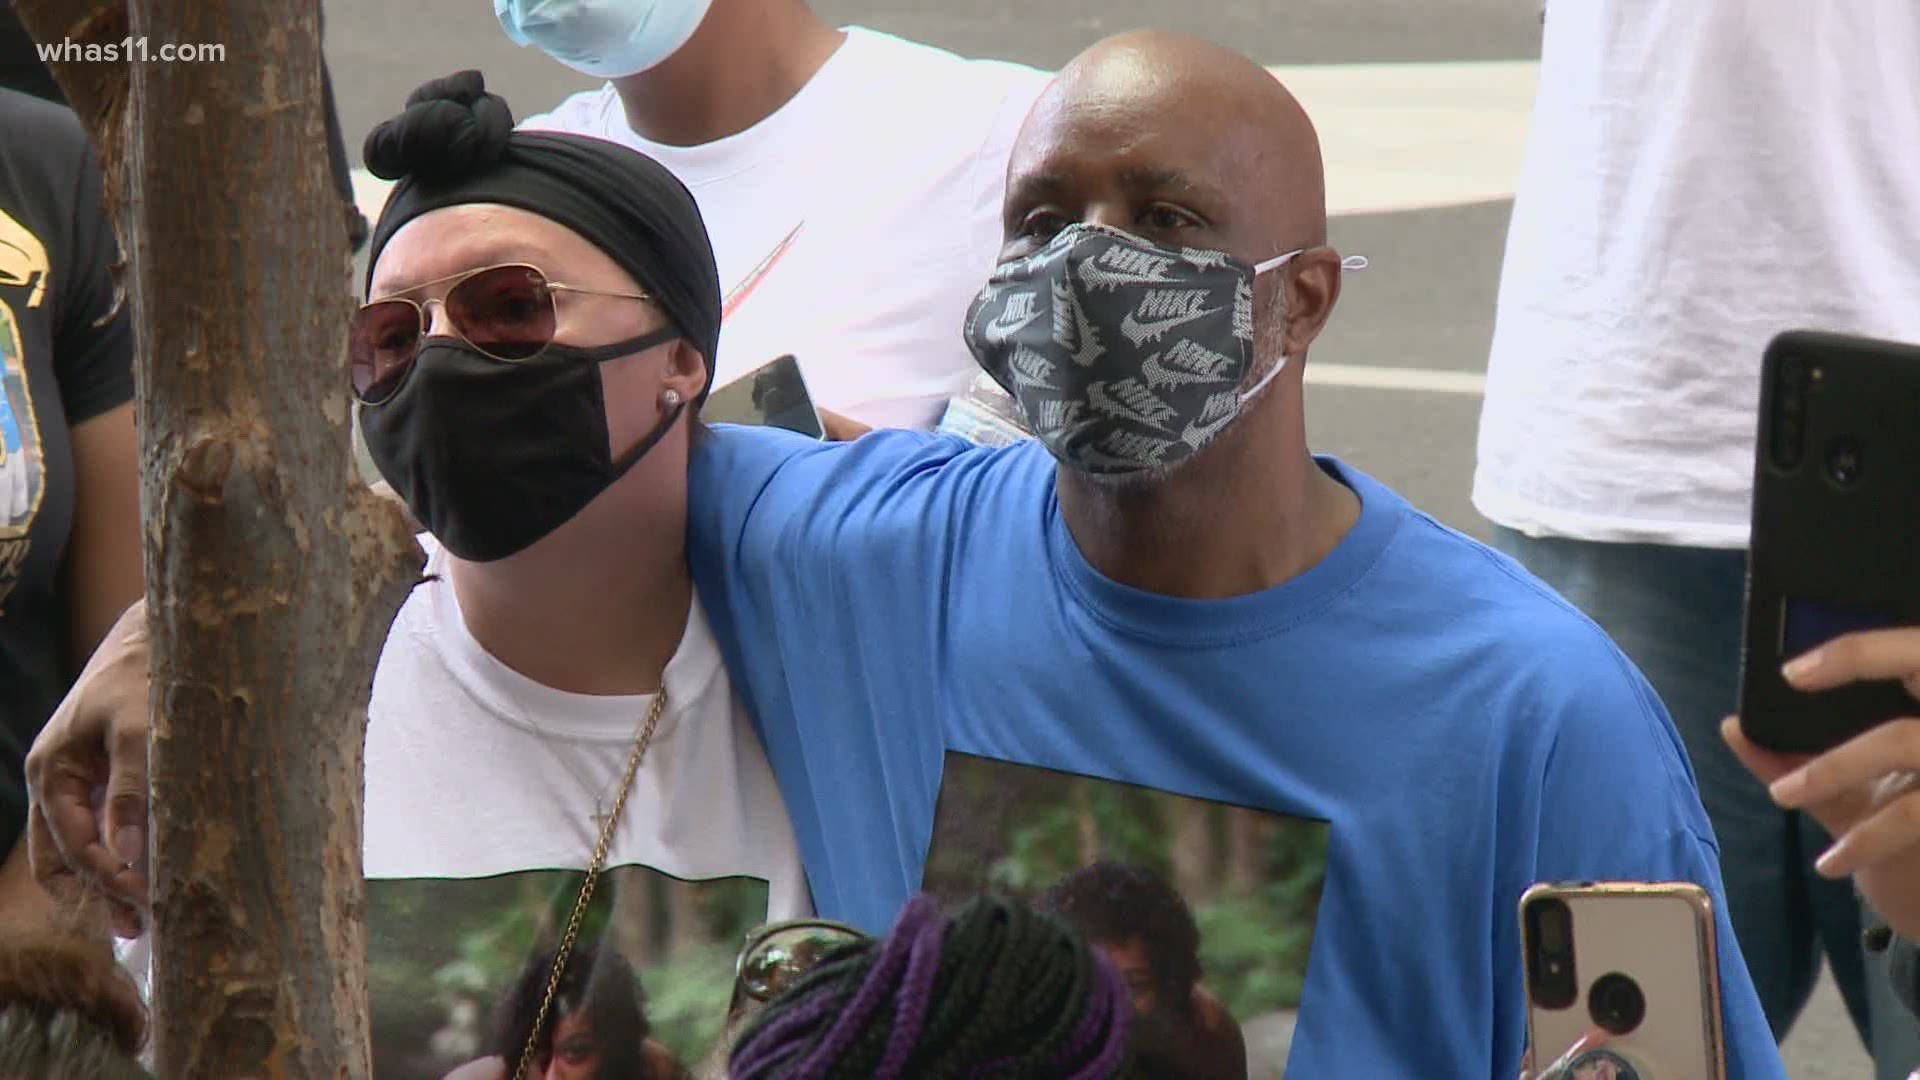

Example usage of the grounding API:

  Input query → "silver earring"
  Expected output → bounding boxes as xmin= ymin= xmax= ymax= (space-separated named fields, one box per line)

xmin=662 ymin=389 xmax=682 ymax=408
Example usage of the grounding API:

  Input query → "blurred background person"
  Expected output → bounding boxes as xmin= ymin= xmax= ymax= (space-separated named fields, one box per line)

xmin=0 ymin=36 xmax=140 ymax=928
xmin=496 ymin=0 xmax=1047 ymax=430
xmin=728 ymin=893 xmax=1138 ymax=1079
xmin=1042 ymin=862 xmax=1247 ymax=1080
xmin=0 ymin=926 xmax=151 ymax=1080
xmin=1473 ymin=3 xmax=1920 ymax=1072
xmin=0 ymin=2 xmax=61 ymax=103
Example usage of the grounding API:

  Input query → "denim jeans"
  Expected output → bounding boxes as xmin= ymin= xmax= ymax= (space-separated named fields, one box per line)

xmin=1491 ymin=528 xmax=1920 ymax=1075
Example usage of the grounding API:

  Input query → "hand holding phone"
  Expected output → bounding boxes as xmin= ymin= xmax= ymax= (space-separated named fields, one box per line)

xmin=1737 ymin=331 xmax=1920 ymax=754
xmin=1723 ymin=630 xmax=1920 ymax=939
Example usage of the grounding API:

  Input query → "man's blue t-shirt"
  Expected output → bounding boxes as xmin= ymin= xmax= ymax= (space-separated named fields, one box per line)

xmin=687 ymin=425 xmax=1784 ymax=1079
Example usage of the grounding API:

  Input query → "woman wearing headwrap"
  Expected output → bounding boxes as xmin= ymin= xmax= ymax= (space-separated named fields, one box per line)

xmin=29 ymin=72 xmax=809 ymax=1080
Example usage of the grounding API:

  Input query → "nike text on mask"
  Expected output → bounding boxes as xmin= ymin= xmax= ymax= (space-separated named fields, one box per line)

xmin=495 ymin=0 xmax=714 ymax=78
xmin=359 ymin=330 xmax=683 ymax=563
xmin=962 ymin=223 xmax=1366 ymax=476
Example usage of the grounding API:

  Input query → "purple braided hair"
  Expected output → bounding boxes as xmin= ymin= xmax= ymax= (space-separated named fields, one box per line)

xmin=729 ymin=991 xmax=844 ymax=1078
xmin=794 ymin=896 xmax=941 ymax=1078
xmin=872 ymin=903 xmax=952 ymax=1077
xmin=1059 ymin=948 xmax=1132 ymax=1080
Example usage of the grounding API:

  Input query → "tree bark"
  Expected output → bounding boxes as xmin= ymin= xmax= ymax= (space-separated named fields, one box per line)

xmin=14 ymin=1 xmax=423 ymax=1076
xmin=666 ymin=876 xmax=701 ymax=960
xmin=1073 ymin=779 xmax=1101 ymax=868
xmin=1168 ymin=797 xmax=1216 ymax=908
xmin=1224 ymin=806 xmax=1273 ymax=899
xmin=612 ymin=870 xmax=656 ymax=967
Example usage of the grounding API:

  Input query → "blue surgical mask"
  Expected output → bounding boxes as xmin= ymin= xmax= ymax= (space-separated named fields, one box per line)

xmin=495 ymin=0 xmax=715 ymax=79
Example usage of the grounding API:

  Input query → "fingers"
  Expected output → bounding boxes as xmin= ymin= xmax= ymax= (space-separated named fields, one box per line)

xmin=816 ymin=408 xmax=872 ymax=442
xmin=98 ymin=713 xmax=152 ymax=915
xmin=1524 ymin=1027 xmax=1610 ymax=1080
xmin=27 ymin=721 xmax=109 ymax=879
xmin=23 ymin=595 xmax=152 ymax=917
xmin=1807 ymin=786 xmax=1920 ymax=878
xmin=1783 ymin=626 xmax=1920 ymax=694
xmin=1720 ymin=717 xmax=1812 ymax=787
xmin=1766 ymin=717 xmax=1920 ymax=810
xmin=25 ymin=803 xmax=80 ymax=906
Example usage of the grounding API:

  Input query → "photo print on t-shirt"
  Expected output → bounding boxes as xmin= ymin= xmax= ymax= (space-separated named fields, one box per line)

xmin=0 ymin=296 xmax=42 ymax=608
xmin=924 ymin=752 xmax=1330 ymax=1080
xmin=367 ymin=865 xmax=768 ymax=1080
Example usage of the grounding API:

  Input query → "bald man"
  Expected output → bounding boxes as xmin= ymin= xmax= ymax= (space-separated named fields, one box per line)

xmin=687 ymin=32 xmax=1784 ymax=1078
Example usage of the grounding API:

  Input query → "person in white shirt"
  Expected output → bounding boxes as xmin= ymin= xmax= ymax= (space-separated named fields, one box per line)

xmin=495 ymin=0 xmax=1049 ymax=432
xmin=27 ymin=75 xmax=809 ymax=1080
xmin=1474 ymin=4 xmax=1920 ymax=1073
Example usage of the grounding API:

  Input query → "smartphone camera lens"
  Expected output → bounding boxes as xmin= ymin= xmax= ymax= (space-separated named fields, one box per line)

xmin=1770 ymin=356 xmax=1810 ymax=470
xmin=1526 ymin=899 xmax=1578 ymax=1010
xmin=1589 ymin=972 xmax=1647 ymax=1036
xmin=1826 ymin=437 xmax=1863 ymax=487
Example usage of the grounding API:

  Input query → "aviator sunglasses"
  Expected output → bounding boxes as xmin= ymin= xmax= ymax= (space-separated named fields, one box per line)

xmin=350 ymin=262 xmax=656 ymax=404
xmin=728 ymin=918 xmax=871 ymax=1014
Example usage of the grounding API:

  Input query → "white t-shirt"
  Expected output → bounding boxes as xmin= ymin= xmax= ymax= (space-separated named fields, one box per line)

xmin=521 ymin=27 xmax=1050 ymax=431
xmin=361 ymin=538 xmax=808 ymax=1076
xmin=121 ymin=538 xmax=810 ymax=1078
xmin=1474 ymin=2 xmax=1920 ymax=548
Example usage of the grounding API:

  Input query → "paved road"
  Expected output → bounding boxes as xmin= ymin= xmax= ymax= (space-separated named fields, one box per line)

xmin=322 ymin=2 xmax=1868 ymax=1075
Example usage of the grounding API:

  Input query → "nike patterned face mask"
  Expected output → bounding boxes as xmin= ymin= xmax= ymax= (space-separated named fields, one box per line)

xmin=963 ymin=223 xmax=1359 ymax=476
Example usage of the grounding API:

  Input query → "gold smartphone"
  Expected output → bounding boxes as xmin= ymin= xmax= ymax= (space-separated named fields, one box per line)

xmin=1521 ymin=882 xmax=1727 ymax=1080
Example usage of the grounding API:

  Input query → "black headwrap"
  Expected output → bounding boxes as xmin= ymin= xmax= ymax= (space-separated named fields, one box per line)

xmin=363 ymin=70 xmax=722 ymax=399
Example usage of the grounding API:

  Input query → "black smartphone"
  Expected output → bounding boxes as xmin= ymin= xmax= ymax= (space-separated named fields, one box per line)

xmin=703 ymin=354 xmax=825 ymax=440
xmin=1737 ymin=330 xmax=1920 ymax=754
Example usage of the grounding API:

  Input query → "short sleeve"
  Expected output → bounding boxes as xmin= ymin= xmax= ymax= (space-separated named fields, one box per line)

xmin=1527 ymin=650 xmax=1788 ymax=1080
xmin=685 ymin=424 xmax=979 ymax=638
xmin=686 ymin=423 xmax=827 ymax=571
xmin=51 ymin=135 xmax=131 ymax=425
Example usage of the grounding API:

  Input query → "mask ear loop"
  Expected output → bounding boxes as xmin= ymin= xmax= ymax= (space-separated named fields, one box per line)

xmin=1239 ymin=250 xmax=1369 ymax=403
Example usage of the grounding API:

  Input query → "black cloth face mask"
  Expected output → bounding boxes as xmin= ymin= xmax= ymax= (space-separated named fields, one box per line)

xmin=360 ymin=329 xmax=682 ymax=562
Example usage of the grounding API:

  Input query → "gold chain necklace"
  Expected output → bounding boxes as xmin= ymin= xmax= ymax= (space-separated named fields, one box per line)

xmin=509 ymin=685 xmax=668 ymax=1080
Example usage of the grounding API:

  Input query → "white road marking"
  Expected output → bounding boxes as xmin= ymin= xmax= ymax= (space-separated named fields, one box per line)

xmin=1270 ymin=60 xmax=1539 ymax=217
xmin=1306 ymin=363 xmax=1486 ymax=395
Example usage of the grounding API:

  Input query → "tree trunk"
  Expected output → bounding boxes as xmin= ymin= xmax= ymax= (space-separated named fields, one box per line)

xmin=1168 ymin=797 xmax=1215 ymax=908
xmin=14 ymin=1 xmax=423 ymax=1076
xmin=612 ymin=870 xmax=656 ymax=968
xmin=667 ymin=877 xmax=702 ymax=960
xmin=1074 ymin=780 xmax=1101 ymax=868
xmin=1224 ymin=806 xmax=1273 ymax=899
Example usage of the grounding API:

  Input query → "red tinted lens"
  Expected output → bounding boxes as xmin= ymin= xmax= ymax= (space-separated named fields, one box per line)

xmin=446 ymin=264 xmax=556 ymax=360
xmin=350 ymin=299 xmax=425 ymax=403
